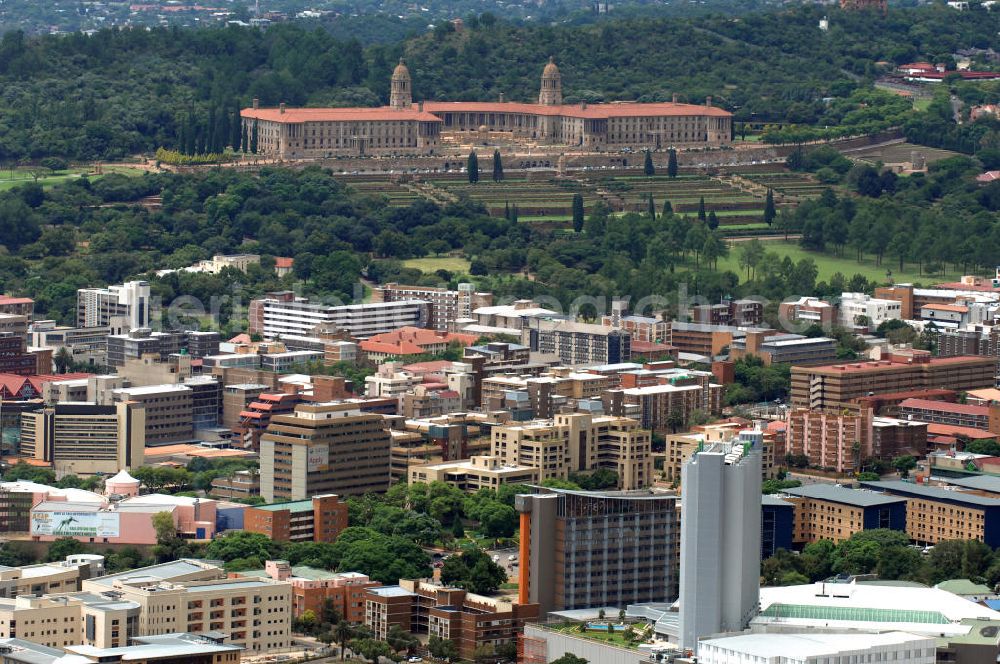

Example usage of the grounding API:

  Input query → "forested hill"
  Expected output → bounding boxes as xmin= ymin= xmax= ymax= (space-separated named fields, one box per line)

xmin=0 ymin=4 xmax=998 ymax=161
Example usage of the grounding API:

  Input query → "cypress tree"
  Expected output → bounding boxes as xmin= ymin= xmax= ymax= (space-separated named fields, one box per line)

xmin=511 ymin=203 xmax=519 ymax=223
xmin=662 ymin=198 xmax=672 ymax=216
xmin=206 ymin=106 xmax=217 ymax=154
xmin=764 ymin=188 xmax=776 ymax=225
xmin=697 ymin=196 xmax=706 ymax=221
xmin=504 ymin=201 xmax=510 ymax=220
xmin=667 ymin=148 xmax=678 ymax=178
xmin=241 ymin=122 xmax=249 ymax=154
xmin=492 ymin=149 xmax=503 ymax=182
xmin=647 ymin=193 xmax=656 ymax=220
xmin=643 ymin=150 xmax=655 ymax=176
xmin=572 ymin=194 xmax=584 ymax=233
xmin=467 ymin=151 xmax=479 ymax=184
xmin=185 ymin=108 xmax=197 ymax=155
xmin=231 ymin=103 xmax=242 ymax=149
xmin=708 ymin=210 xmax=719 ymax=230
xmin=250 ymin=120 xmax=259 ymax=154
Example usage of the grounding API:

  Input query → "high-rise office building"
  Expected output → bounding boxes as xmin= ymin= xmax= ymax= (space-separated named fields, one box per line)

xmin=259 ymin=402 xmax=391 ymax=502
xmin=678 ymin=431 xmax=762 ymax=652
xmin=20 ymin=403 xmax=145 ymax=476
xmin=514 ymin=487 xmax=679 ymax=617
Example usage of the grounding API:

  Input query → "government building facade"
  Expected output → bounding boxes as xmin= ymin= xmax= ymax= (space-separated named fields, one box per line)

xmin=240 ymin=58 xmax=733 ymax=159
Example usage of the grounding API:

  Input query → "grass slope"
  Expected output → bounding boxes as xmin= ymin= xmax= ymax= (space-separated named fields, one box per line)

xmin=718 ymin=240 xmax=964 ymax=286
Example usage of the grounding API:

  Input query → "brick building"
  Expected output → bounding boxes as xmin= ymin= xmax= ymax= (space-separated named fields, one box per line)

xmin=789 ymin=350 xmax=996 ymax=410
xmin=364 ymin=580 xmax=539 ymax=660
xmin=782 ymin=484 xmax=907 ymax=544
xmin=244 ymin=494 xmax=347 ymax=543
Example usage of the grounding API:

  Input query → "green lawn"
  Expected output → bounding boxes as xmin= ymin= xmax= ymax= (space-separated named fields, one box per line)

xmin=402 ymin=256 xmax=471 ymax=273
xmin=718 ymin=240 xmax=964 ymax=285
xmin=0 ymin=166 xmax=147 ymax=191
xmin=913 ymin=98 xmax=932 ymax=111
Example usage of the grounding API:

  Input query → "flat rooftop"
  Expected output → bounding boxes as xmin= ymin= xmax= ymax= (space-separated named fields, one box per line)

xmin=860 ymin=480 xmax=1000 ymax=507
xmin=782 ymin=484 xmax=907 ymax=508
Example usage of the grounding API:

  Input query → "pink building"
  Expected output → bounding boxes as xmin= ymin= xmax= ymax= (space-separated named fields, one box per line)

xmin=27 ymin=489 xmax=217 ymax=545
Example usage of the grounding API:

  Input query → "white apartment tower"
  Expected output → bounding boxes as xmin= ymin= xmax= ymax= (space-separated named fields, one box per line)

xmin=678 ymin=429 xmax=762 ymax=652
xmin=77 ymin=281 xmax=151 ymax=333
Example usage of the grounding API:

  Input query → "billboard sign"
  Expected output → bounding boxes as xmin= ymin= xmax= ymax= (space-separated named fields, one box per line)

xmin=307 ymin=445 xmax=329 ymax=472
xmin=30 ymin=511 xmax=120 ymax=538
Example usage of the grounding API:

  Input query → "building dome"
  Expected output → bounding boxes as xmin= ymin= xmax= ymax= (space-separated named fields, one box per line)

xmin=393 ymin=58 xmax=411 ymax=80
xmin=542 ymin=56 xmax=559 ymax=77
xmin=539 ymin=57 xmax=562 ymax=106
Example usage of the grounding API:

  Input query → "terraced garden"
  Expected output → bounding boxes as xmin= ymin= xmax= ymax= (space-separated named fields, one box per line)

xmin=742 ymin=172 xmax=830 ymax=199
xmin=335 ymin=167 xmax=825 ymax=227
xmin=433 ymin=176 xmax=603 ymax=220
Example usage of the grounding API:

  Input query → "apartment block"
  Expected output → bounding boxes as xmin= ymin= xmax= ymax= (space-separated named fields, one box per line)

xmin=663 ymin=422 xmax=776 ymax=484
xmin=785 ymin=407 xmax=871 ymax=473
xmin=515 ymin=488 xmax=679 ymax=616
xmin=731 ymin=330 xmax=838 ymax=366
xmin=84 ymin=576 xmax=290 ymax=652
xmin=0 ymin=593 xmax=139 ymax=649
xmin=0 ymin=296 xmax=34 ymax=318
xmin=0 ymin=335 xmax=43 ymax=376
xmin=782 ymin=484 xmax=906 ymax=544
xmin=838 ymin=292 xmax=902 ymax=330
xmin=364 ymin=579 xmax=538 ymax=661
xmin=260 ymin=402 xmax=391 ymax=502
xmin=210 ymin=470 xmax=260 ymax=501
xmin=667 ymin=322 xmax=745 ymax=358
xmin=691 ymin=298 xmax=763 ymax=327
xmin=898 ymin=398 xmax=992 ymax=430
xmin=77 ymin=281 xmax=151 ymax=333
xmin=112 ymin=384 xmax=193 ymax=445
xmin=604 ymin=373 xmax=723 ymax=431
xmin=408 ymin=455 xmax=538 ymax=491
xmin=20 ymin=403 xmax=145 ymax=476
xmin=29 ymin=321 xmax=110 ymax=368
xmin=777 ymin=296 xmax=835 ymax=329
xmin=860 ymin=480 xmax=1000 ymax=547
xmin=371 ymin=282 xmax=492 ymax=331
xmin=248 ymin=291 xmax=430 ymax=339
xmin=522 ymin=319 xmax=631 ymax=365
xmin=491 ymin=413 xmax=652 ymax=490
xmin=241 ymin=560 xmax=379 ymax=622
xmin=106 ymin=330 xmax=186 ymax=367
xmin=244 ymin=494 xmax=347 ymax=543
xmin=600 ymin=313 xmax=668 ymax=343
xmin=790 ymin=350 xmax=996 ymax=410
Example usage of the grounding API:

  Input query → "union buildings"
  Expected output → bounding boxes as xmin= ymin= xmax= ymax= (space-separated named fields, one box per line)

xmin=240 ymin=58 xmax=734 ymax=159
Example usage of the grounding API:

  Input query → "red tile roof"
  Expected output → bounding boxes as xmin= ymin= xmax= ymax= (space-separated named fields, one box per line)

xmin=927 ymin=423 xmax=996 ymax=439
xmin=0 ymin=296 xmax=33 ymax=306
xmin=242 ymin=100 xmax=733 ymax=125
xmin=402 ymin=360 xmax=455 ymax=374
xmin=274 ymin=257 xmax=294 ymax=269
xmin=923 ymin=303 xmax=969 ymax=313
xmin=421 ymin=100 xmax=732 ymax=119
xmin=360 ymin=327 xmax=479 ymax=356
xmin=0 ymin=373 xmax=92 ymax=399
xmin=242 ymin=106 xmax=444 ymax=123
